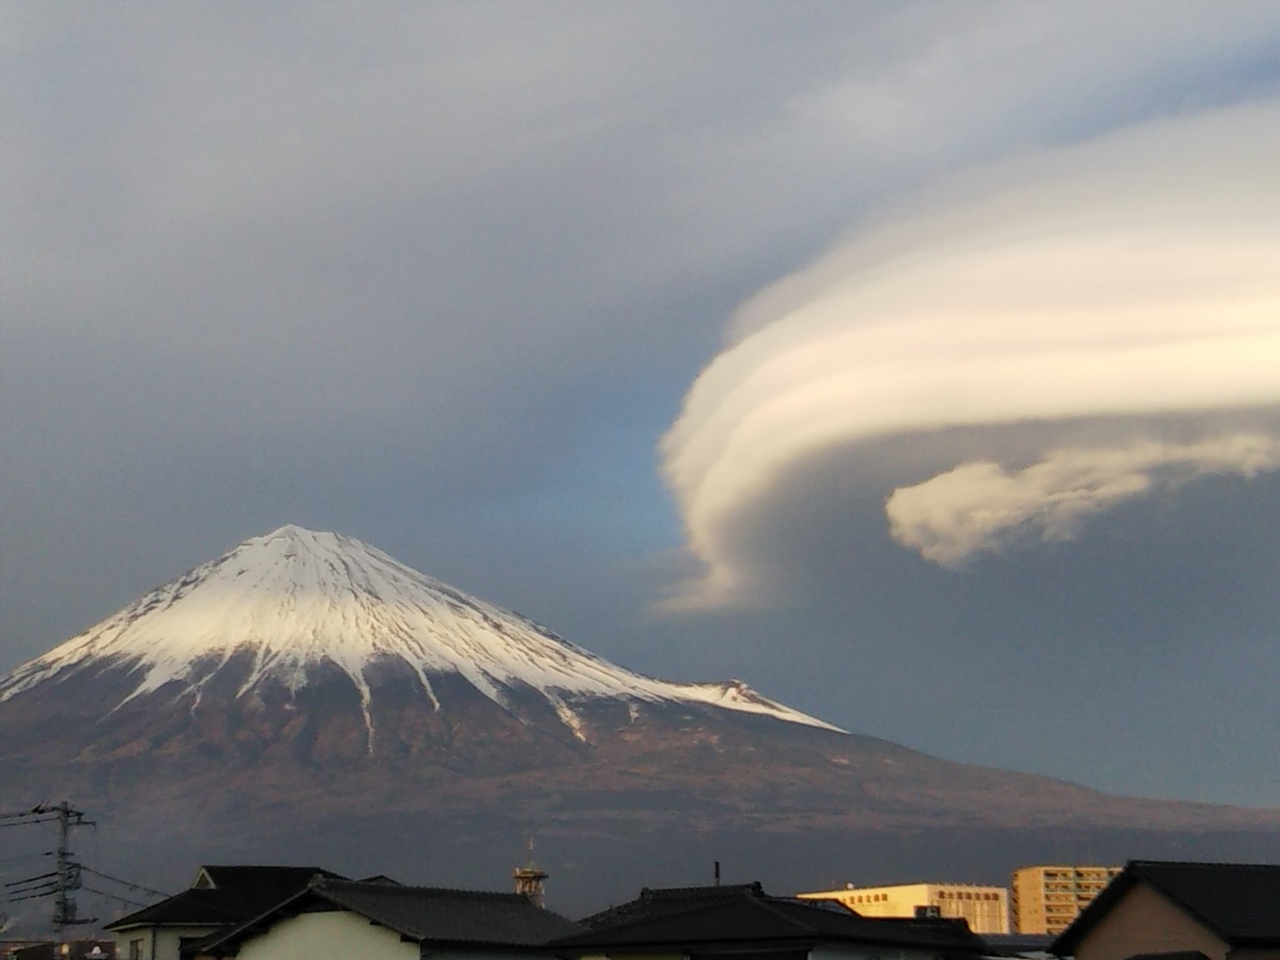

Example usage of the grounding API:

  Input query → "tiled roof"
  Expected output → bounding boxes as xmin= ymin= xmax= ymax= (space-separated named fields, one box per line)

xmin=557 ymin=886 xmax=985 ymax=952
xmin=1132 ymin=861 xmax=1280 ymax=940
xmin=199 ymin=877 xmax=585 ymax=954
xmin=1053 ymin=860 xmax=1280 ymax=953
xmin=197 ymin=866 xmax=342 ymax=903
xmin=105 ymin=866 xmax=343 ymax=930
xmin=315 ymin=879 xmax=586 ymax=945
xmin=980 ymin=932 xmax=1054 ymax=955
xmin=579 ymin=883 xmax=766 ymax=929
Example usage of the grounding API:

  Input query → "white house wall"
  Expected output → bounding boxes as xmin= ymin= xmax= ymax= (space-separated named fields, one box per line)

xmin=225 ymin=909 xmax=544 ymax=960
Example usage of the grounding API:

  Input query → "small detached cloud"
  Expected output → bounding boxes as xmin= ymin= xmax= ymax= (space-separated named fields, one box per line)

xmin=885 ymin=434 xmax=1280 ymax=567
xmin=660 ymin=100 xmax=1280 ymax=608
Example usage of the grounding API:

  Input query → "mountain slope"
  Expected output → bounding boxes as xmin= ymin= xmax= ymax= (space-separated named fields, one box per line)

xmin=0 ymin=525 xmax=836 ymax=752
xmin=3 ymin=525 xmax=1277 ymax=916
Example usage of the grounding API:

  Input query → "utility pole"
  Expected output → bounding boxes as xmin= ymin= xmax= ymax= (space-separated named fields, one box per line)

xmin=1 ymin=802 xmax=97 ymax=930
xmin=47 ymin=802 xmax=96 ymax=929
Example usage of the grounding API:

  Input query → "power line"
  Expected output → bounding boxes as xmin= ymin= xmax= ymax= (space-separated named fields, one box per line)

xmin=4 ymin=876 xmax=60 ymax=903
xmin=5 ymin=871 xmax=59 ymax=886
xmin=81 ymin=868 xmax=169 ymax=900
xmin=0 ymin=802 xmax=97 ymax=928
xmin=82 ymin=886 xmax=151 ymax=909
xmin=1 ymin=803 xmax=170 ymax=929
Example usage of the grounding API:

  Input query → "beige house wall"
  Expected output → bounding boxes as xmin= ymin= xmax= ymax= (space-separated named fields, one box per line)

xmin=1073 ymin=882 xmax=1227 ymax=960
xmin=230 ymin=910 xmax=418 ymax=960
xmin=114 ymin=924 xmax=223 ymax=960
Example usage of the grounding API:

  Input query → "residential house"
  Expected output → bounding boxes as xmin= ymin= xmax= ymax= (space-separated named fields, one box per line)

xmin=104 ymin=865 xmax=343 ymax=960
xmin=1050 ymin=860 xmax=1280 ymax=960
xmin=554 ymin=881 xmax=989 ymax=960
xmin=192 ymin=876 xmax=584 ymax=959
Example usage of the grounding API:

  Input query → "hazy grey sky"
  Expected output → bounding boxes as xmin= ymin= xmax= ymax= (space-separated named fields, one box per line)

xmin=2 ymin=0 xmax=1278 ymax=806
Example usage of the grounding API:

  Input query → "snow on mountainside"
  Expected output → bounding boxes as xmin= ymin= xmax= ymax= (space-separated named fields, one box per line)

xmin=0 ymin=525 xmax=841 ymax=743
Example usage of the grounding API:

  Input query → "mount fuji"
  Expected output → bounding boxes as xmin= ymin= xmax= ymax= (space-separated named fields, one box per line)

xmin=3 ymin=525 xmax=1278 ymax=914
xmin=0 ymin=524 xmax=836 ymax=752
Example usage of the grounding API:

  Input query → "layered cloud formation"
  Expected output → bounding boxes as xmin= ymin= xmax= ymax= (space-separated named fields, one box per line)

xmin=661 ymin=100 xmax=1280 ymax=606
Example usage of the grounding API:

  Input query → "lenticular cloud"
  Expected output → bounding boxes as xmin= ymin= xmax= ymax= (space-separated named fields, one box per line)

xmin=660 ymin=100 xmax=1280 ymax=606
xmin=885 ymin=434 xmax=1280 ymax=567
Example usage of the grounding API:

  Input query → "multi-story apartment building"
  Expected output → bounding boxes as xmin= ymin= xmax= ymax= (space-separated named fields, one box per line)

xmin=796 ymin=882 xmax=1010 ymax=934
xmin=1011 ymin=864 xmax=1121 ymax=934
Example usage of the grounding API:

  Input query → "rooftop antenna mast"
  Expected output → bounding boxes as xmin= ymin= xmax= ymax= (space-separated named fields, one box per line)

xmin=512 ymin=836 xmax=548 ymax=908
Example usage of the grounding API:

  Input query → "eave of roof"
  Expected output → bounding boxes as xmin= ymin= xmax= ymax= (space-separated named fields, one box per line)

xmin=103 ymin=891 xmax=262 ymax=931
xmin=1052 ymin=861 xmax=1280 ymax=953
xmin=197 ymin=878 xmax=584 ymax=956
xmin=555 ymin=895 xmax=982 ymax=951
xmin=104 ymin=866 xmax=346 ymax=933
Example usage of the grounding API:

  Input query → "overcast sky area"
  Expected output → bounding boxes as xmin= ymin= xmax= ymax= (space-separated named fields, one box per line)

xmin=2 ymin=0 xmax=1278 ymax=807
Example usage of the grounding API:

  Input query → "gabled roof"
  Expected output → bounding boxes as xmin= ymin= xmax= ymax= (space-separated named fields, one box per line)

xmin=1052 ymin=860 xmax=1280 ymax=953
xmin=557 ymin=884 xmax=985 ymax=953
xmin=199 ymin=877 xmax=585 ymax=955
xmin=580 ymin=882 xmax=767 ymax=929
xmin=105 ymin=866 xmax=344 ymax=930
xmin=193 ymin=865 xmax=339 ymax=894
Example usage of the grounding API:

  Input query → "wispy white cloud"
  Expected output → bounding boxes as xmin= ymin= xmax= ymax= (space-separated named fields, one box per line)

xmin=661 ymin=100 xmax=1280 ymax=607
xmin=885 ymin=434 xmax=1280 ymax=566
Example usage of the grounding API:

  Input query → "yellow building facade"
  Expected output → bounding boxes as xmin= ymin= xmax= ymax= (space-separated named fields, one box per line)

xmin=796 ymin=882 xmax=1010 ymax=934
xmin=1011 ymin=864 xmax=1121 ymax=934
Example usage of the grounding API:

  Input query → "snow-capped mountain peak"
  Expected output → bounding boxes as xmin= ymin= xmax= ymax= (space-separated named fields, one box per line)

xmin=0 ymin=526 xmax=842 ymax=745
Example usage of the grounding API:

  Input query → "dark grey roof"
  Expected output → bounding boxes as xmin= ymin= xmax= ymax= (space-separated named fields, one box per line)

xmin=557 ymin=885 xmax=986 ymax=953
xmin=579 ymin=882 xmax=766 ymax=929
xmin=981 ymin=932 xmax=1055 ymax=955
xmin=197 ymin=866 xmax=342 ymax=900
xmin=1053 ymin=860 xmax=1280 ymax=953
xmin=200 ymin=877 xmax=585 ymax=955
xmin=105 ymin=866 xmax=343 ymax=930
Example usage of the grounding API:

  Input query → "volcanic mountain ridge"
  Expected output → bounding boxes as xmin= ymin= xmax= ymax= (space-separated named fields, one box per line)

xmin=3 ymin=525 xmax=1277 ymax=911
xmin=0 ymin=524 xmax=835 ymax=754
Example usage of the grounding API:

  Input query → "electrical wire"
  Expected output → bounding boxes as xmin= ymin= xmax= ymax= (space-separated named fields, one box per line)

xmin=82 ymin=885 xmax=150 ymax=909
xmin=82 ymin=867 xmax=169 ymax=899
xmin=5 ymin=886 xmax=59 ymax=903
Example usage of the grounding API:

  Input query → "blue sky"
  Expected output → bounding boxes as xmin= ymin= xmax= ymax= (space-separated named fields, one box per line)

xmin=2 ymin=0 xmax=1278 ymax=806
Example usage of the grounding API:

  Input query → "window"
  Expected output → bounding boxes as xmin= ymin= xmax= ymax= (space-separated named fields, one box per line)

xmin=129 ymin=940 xmax=144 ymax=960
